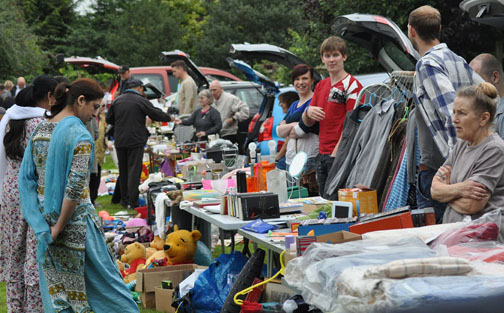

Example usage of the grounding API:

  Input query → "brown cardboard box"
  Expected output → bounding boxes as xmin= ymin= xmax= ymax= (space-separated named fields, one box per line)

xmin=136 ymin=264 xmax=202 ymax=293
xmin=155 ymin=287 xmax=175 ymax=313
xmin=338 ymin=188 xmax=378 ymax=215
xmin=140 ymin=291 xmax=156 ymax=309
xmin=315 ymin=230 xmax=362 ymax=244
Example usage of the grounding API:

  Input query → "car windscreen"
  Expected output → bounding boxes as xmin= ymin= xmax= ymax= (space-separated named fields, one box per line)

xmin=131 ymin=74 xmax=165 ymax=94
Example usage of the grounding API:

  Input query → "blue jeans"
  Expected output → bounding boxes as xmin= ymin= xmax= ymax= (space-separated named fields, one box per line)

xmin=316 ymin=154 xmax=334 ymax=197
xmin=416 ymin=168 xmax=446 ymax=224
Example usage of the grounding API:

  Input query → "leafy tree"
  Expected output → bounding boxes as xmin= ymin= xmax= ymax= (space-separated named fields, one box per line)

xmin=0 ymin=0 xmax=46 ymax=79
xmin=191 ymin=0 xmax=306 ymax=70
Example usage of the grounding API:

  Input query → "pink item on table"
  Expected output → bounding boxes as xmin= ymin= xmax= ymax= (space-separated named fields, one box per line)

xmin=126 ymin=218 xmax=149 ymax=228
xmin=202 ymin=178 xmax=236 ymax=190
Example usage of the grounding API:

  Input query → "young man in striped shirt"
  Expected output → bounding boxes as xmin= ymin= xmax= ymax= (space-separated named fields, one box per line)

xmin=302 ymin=36 xmax=362 ymax=196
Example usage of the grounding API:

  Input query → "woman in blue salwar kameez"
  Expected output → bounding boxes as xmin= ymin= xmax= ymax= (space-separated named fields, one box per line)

xmin=19 ymin=78 xmax=139 ymax=313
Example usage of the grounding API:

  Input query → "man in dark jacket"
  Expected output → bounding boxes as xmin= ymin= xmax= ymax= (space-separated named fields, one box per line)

xmin=106 ymin=79 xmax=173 ymax=209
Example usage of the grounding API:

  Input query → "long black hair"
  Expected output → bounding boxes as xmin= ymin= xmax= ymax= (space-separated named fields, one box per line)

xmin=4 ymin=75 xmax=57 ymax=161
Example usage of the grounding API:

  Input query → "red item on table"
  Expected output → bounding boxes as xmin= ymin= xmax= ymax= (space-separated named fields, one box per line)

xmin=430 ymin=222 xmax=499 ymax=248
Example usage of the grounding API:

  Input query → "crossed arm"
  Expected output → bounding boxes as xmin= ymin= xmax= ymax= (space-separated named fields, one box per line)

xmin=431 ymin=165 xmax=490 ymax=215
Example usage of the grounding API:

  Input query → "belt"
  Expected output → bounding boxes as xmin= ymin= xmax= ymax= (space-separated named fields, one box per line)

xmin=419 ymin=164 xmax=431 ymax=172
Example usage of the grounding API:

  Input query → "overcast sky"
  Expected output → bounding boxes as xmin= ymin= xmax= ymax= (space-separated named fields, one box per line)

xmin=75 ymin=0 xmax=95 ymax=15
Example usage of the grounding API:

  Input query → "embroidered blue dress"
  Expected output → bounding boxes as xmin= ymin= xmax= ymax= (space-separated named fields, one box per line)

xmin=19 ymin=117 xmax=138 ymax=313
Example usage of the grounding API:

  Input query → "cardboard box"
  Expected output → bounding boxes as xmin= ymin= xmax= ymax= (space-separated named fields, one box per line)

xmin=349 ymin=211 xmax=414 ymax=235
xmin=155 ymin=287 xmax=175 ymax=313
xmin=140 ymin=291 xmax=156 ymax=309
xmin=136 ymin=264 xmax=201 ymax=293
xmin=315 ymin=230 xmax=362 ymax=244
xmin=338 ymin=188 xmax=378 ymax=215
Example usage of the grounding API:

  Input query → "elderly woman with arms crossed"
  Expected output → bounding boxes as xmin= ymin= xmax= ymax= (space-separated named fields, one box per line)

xmin=431 ymin=82 xmax=504 ymax=223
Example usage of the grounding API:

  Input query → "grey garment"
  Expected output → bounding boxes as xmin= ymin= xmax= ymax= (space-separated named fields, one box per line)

xmin=406 ymin=108 xmax=418 ymax=184
xmin=324 ymin=107 xmax=370 ymax=199
xmin=416 ymin=109 xmax=445 ymax=171
xmin=344 ymin=98 xmax=396 ymax=188
xmin=442 ymin=133 xmax=504 ymax=223
xmin=495 ymin=97 xmax=504 ymax=139
xmin=85 ymin=118 xmax=99 ymax=174
xmin=213 ymin=91 xmax=249 ymax=137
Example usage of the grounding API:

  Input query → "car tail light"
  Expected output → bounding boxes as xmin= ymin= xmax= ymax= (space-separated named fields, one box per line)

xmin=258 ymin=117 xmax=273 ymax=142
xmin=249 ymin=113 xmax=260 ymax=133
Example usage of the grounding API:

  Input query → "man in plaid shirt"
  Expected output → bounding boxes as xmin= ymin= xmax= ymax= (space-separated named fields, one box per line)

xmin=408 ymin=5 xmax=482 ymax=223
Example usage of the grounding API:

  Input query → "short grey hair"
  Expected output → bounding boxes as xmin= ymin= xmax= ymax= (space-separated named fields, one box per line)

xmin=198 ymin=89 xmax=213 ymax=101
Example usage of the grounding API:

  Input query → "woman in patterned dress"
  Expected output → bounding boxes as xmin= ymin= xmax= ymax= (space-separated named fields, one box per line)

xmin=0 ymin=75 xmax=57 ymax=312
xmin=19 ymin=79 xmax=139 ymax=313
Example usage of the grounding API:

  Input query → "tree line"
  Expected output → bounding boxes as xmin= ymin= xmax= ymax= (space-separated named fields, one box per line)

xmin=1 ymin=0 xmax=500 ymax=83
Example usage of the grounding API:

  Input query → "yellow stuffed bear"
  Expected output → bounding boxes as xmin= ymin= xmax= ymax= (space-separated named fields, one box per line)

xmin=146 ymin=235 xmax=165 ymax=259
xmin=119 ymin=242 xmax=147 ymax=283
xmin=144 ymin=225 xmax=201 ymax=268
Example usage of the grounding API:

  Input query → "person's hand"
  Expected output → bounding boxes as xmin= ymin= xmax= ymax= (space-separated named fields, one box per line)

xmin=436 ymin=165 xmax=452 ymax=184
xmin=456 ymin=180 xmax=489 ymax=200
xmin=196 ymin=131 xmax=206 ymax=138
xmin=225 ymin=117 xmax=234 ymax=125
xmin=174 ymin=118 xmax=182 ymax=125
xmin=107 ymin=142 xmax=114 ymax=151
xmin=280 ymin=120 xmax=286 ymax=125
xmin=307 ymin=106 xmax=325 ymax=121
xmin=50 ymin=225 xmax=62 ymax=241
xmin=146 ymin=117 xmax=152 ymax=126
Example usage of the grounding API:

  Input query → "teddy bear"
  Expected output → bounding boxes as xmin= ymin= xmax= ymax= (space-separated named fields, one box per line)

xmin=143 ymin=225 xmax=201 ymax=268
xmin=145 ymin=235 xmax=165 ymax=258
xmin=119 ymin=242 xmax=147 ymax=283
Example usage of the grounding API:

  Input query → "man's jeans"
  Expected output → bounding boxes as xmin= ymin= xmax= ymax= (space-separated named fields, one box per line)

xmin=316 ymin=154 xmax=334 ymax=197
xmin=417 ymin=168 xmax=446 ymax=223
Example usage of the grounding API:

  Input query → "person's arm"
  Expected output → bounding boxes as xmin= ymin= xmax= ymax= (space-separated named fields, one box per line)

xmin=141 ymin=98 xmax=172 ymax=122
xmin=450 ymin=194 xmax=491 ymax=215
xmin=181 ymin=110 xmax=196 ymax=126
xmin=417 ymin=63 xmax=458 ymax=158
xmin=276 ymin=137 xmax=288 ymax=161
xmin=277 ymin=122 xmax=296 ymax=138
xmin=204 ymin=109 xmax=222 ymax=136
xmin=231 ymin=96 xmax=250 ymax=122
xmin=302 ymin=84 xmax=322 ymax=127
xmin=51 ymin=140 xmax=92 ymax=240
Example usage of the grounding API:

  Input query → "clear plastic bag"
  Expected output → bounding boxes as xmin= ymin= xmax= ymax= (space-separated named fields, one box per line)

xmin=430 ymin=209 xmax=503 ymax=248
xmin=283 ymin=237 xmax=436 ymax=312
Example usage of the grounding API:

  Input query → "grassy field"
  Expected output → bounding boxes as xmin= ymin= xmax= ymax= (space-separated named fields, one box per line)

xmin=0 ymin=154 xmax=254 ymax=312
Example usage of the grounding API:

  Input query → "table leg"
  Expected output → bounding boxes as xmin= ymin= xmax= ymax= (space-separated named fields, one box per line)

xmin=220 ymin=228 xmax=226 ymax=254
xmin=230 ymin=230 xmax=235 ymax=252
xmin=242 ymin=238 xmax=251 ymax=257
xmin=267 ymin=248 xmax=273 ymax=277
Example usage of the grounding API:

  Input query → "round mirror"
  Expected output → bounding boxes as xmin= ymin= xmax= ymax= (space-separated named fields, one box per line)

xmin=289 ymin=151 xmax=308 ymax=178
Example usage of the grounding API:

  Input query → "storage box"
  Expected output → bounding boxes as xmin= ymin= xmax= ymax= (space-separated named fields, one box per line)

xmin=349 ymin=211 xmax=414 ymax=235
xmin=338 ymin=188 xmax=378 ymax=215
xmin=136 ymin=264 xmax=201 ymax=293
xmin=155 ymin=287 xmax=175 ymax=313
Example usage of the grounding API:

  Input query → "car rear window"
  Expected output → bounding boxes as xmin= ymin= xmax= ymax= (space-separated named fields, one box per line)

xmin=131 ymin=74 xmax=165 ymax=94
xmin=233 ymin=88 xmax=263 ymax=115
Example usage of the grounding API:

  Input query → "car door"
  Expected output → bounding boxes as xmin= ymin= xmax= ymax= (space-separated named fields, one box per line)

xmin=159 ymin=50 xmax=209 ymax=90
xmin=460 ymin=0 xmax=504 ymax=29
xmin=332 ymin=14 xmax=420 ymax=73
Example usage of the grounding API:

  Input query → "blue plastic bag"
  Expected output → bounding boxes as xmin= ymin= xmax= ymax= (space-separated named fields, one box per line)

xmin=241 ymin=219 xmax=277 ymax=234
xmin=178 ymin=251 xmax=248 ymax=313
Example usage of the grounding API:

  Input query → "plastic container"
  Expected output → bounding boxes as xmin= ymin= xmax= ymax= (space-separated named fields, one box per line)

xmin=424 ymin=207 xmax=436 ymax=225
xmin=134 ymin=206 xmax=154 ymax=219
